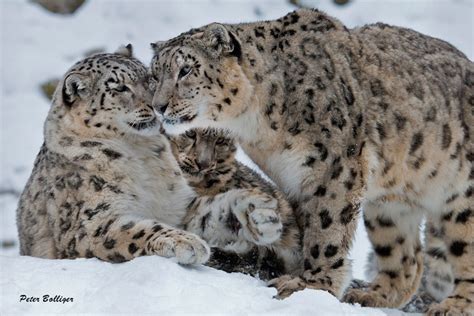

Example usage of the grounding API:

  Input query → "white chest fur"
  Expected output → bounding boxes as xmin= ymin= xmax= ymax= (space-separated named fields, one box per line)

xmin=240 ymin=138 xmax=308 ymax=201
xmin=264 ymin=150 xmax=307 ymax=199
xmin=102 ymin=137 xmax=196 ymax=227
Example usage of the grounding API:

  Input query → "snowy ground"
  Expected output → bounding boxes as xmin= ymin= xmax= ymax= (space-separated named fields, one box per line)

xmin=0 ymin=0 xmax=472 ymax=314
xmin=1 ymin=255 xmax=395 ymax=315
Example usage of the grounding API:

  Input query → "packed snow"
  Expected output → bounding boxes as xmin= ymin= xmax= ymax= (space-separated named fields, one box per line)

xmin=1 ymin=0 xmax=472 ymax=314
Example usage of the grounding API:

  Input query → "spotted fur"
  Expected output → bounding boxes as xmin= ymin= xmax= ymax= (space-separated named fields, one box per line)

xmin=16 ymin=48 xmax=215 ymax=264
xmin=150 ymin=9 xmax=474 ymax=313
xmin=364 ymin=221 xmax=456 ymax=312
xmin=170 ymin=128 xmax=302 ymax=279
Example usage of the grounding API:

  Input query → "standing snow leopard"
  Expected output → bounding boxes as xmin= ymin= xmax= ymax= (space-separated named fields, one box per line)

xmin=169 ymin=128 xmax=302 ymax=279
xmin=150 ymin=9 xmax=473 ymax=314
xmin=16 ymin=47 xmax=284 ymax=266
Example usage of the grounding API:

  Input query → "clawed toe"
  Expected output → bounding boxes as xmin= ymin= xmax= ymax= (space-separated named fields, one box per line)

xmin=268 ymin=275 xmax=307 ymax=299
xmin=343 ymin=288 xmax=392 ymax=308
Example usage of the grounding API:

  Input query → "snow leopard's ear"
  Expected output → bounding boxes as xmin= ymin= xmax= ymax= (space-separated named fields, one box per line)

xmin=62 ymin=72 xmax=92 ymax=106
xmin=150 ymin=41 xmax=166 ymax=55
xmin=115 ymin=43 xmax=133 ymax=57
xmin=197 ymin=23 xmax=241 ymax=61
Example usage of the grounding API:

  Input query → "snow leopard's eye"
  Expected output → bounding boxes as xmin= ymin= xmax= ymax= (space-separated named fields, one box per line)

xmin=113 ymin=85 xmax=130 ymax=93
xmin=185 ymin=130 xmax=196 ymax=138
xmin=178 ymin=65 xmax=192 ymax=80
xmin=216 ymin=137 xmax=226 ymax=145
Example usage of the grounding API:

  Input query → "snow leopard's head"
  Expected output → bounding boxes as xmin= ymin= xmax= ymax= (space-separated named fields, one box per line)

xmin=48 ymin=45 xmax=159 ymax=140
xmin=169 ymin=128 xmax=237 ymax=179
xmin=150 ymin=23 xmax=253 ymax=135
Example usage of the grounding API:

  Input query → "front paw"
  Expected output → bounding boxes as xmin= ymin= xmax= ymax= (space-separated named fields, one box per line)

xmin=246 ymin=208 xmax=283 ymax=245
xmin=268 ymin=275 xmax=307 ymax=299
xmin=154 ymin=232 xmax=210 ymax=265
xmin=233 ymin=191 xmax=282 ymax=245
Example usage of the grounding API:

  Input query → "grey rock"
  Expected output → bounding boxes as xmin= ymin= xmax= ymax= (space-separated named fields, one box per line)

xmin=31 ymin=0 xmax=86 ymax=15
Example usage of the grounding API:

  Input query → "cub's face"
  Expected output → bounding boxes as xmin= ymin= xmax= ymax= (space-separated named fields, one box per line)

xmin=169 ymin=128 xmax=236 ymax=178
xmin=54 ymin=48 xmax=159 ymax=138
xmin=150 ymin=23 xmax=253 ymax=135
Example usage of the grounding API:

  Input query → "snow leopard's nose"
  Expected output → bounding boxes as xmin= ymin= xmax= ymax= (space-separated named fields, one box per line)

xmin=156 ymin=102 xmax=168 ymax=115
xmin=152 ymin=90 xmax=170 ymax=114
xmin=195 ymin=159 xmax=210 ymax=170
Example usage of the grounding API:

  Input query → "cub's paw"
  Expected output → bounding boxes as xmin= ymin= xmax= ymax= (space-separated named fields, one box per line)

xmin=233 ymin=191 xmax=281 ymax=245
xmin=246 ymin=207 xmax=283 ymax=245
xmin=154 ymin=232 xmax=210 ymax=265
xmin=268 ymin=275 xmax=307 ymax=299
xmin=427 ymin=296 xmax=474 ymax=316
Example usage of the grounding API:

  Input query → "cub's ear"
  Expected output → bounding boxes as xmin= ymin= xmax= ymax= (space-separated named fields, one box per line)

xmin=115 ymin=43 xmax=133 ymax=57
xmin=150 ymin=41 xmax=166 ymax=55
xmin=200 ymin=23 xmax=241 ymax=60
xmin=62 ymin=72 xmax=91 ymax=106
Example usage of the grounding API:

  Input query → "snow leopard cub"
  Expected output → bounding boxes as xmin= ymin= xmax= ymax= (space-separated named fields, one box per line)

xmin=169 ymin=128 xmax=302 ymax=279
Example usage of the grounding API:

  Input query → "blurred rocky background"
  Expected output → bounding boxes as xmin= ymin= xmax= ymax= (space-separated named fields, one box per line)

xmin=35 ymin=0 xmax=352 ymax=101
